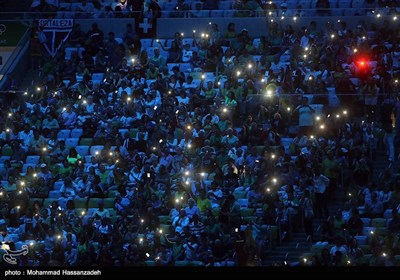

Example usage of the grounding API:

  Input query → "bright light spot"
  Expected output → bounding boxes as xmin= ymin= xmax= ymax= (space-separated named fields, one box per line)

xmin=146 ymin=253 xmax=150 ymax=258
xmin=293 ymin=17 xmax=297 ymax=21
xmin=315 ymin=116 xmax=321 ymax=121
xmin=336 ymin=114 xmax=340 ymax=118
xmin=310 ymin=135 xmax=314 ymax=139
xmin=393 ymin=16 xmax=398 ymax=21
xmin=320 ymin=124 xmax=325 ymax=130
xmin=223 ymin=108 xmax=228 ymax=113
xmin=353 ymin=48 xmax=358 ymax=53
xmin=343 ymin=110 xmax=347 ymax=115
xmin=287 ymin=107 xmax=291 ymax=111
xmin=331 ymin=34 xmax=335 ymax=39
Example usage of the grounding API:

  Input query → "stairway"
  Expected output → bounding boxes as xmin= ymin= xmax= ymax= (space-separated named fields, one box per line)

xmin=262 ymin=232 xmax=310 ymax=266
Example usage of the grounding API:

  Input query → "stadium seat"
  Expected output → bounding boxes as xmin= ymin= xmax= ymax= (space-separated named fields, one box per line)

xmin=103 ymin=198 xmax=114 ymax=209
xmin=75 ymin=146 xmax=89 ymax=157
xmin=233 ymin=191 xmax=247 ymax=200
xmin=26 ymin=156 xmax=40 ymax=165
xmin=90 ymin=145 xmax=104 ymax=156
xmin=57 ymin=129 xmax=71 ymax=139
xmin=79 ymin=138 xmax=93 ymax=146
xmin=71 ymin=129 xmax=83 ymax=139
xmin=65 ymin=138 xmax=79 ymax=148
xmin=240 ymin=208 xmax=254 ymax=217
xmin=74 ymin=198 xmax=88 ymax=209
xmin=88 ymin=198 xmax=103 ymax=208
xmin=360 ymin=217 xmax=371 ymax=227
xmin=371 ymin=218 xmax=386 ymax=228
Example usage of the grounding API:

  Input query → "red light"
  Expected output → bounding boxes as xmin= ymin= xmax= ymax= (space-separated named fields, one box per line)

xmin=358 ymin=61 xmax=366 ymax=67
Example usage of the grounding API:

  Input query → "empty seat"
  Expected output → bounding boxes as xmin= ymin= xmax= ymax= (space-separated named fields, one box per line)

xmin=25 ymin=156 xmax=40 ymax=165
xmin=74 ymin=198 xmax=88 ymax=209
xmin=354 ymin=235 xmax=368 ymax=245
xmin=57 ymin=129 xmax=71 ymax=139
xmin=360 ymin=217 xmax=371 ymax=227
xmin=103 ymin=198 xmax=114 ymax=209
xmin=71 ymin=129 xmax=83 ymax=138
xmin=79 ymin=138 xmax=93 ymax=146
xmin=240 ymin=208 xmax=254 ymax=217
xmin=90 ymin=145 xmax=104 ymax=156
xmin=75 ymin=146 xmax=89 ymax=156
xmin=233 ymin=191 xmax=247 ymax=200
xmin=237 ymin=198 xmax=249 ymax=208
xmin=362 ymin=226 xmax=376 ymax=236
xmin=371 ymin=218 xmax=386 ymax=228
xmin=88 ymin=198 xmax=103 ymax=208
xmin=49 ymin=190 xmax=61 ymax=199
xmin=65 ymin=138 xmax=79 ymax=148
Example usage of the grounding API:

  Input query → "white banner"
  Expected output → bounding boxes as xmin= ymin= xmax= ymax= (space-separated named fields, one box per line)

xmin=38 ymin=19 xmax=74 ymax=57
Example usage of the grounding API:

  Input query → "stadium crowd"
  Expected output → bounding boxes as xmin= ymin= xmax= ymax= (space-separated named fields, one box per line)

xmin=1 ymin=0 xmax=400 ymax=267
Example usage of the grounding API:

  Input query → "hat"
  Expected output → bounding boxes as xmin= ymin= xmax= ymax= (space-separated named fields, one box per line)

xmin=40 ymin=163 xmax=47 ymax=168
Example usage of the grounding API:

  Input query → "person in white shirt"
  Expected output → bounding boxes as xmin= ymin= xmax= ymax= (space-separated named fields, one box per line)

xmin=172 ymin=209 xmax=190 ymax=234
xmin=185 ymin=198 xmax=201 ymax=219
xmin=293 ymin=97 xmax=315 ymax=136
xmin=313 ymin=169 xmax=329 ymax=218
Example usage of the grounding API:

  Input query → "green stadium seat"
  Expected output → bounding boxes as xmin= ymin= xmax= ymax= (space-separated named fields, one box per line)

xmin=242 ymin=216 xmax=257 ymax=224
xmin=74 ymin=198 xmax=88 ymax=209
xmin=240 ymin=208 xmax=255 ymax=217
xmin=158 ymin=216 xmax=170 ymax=224
xmin=103 ymin=198 xmax=114 ymax=209
xmin=233 ymin=191 xmax=247 ymax=200
xmin=79 ymin=138 xmax=93 ymax=146
xmin=371 ymin=218 xmax=386 ymax=228
xmin=43 ymin=198 xmax=57 ymax=208
xmin=88 ymin=198 xmax=102 ymax=208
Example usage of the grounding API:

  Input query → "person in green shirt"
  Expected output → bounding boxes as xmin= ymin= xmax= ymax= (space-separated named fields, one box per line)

xmin=196 ymin=189 xmax=211 ymax=215
xmin=322 ymin=150 xmax=340 ymax=199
